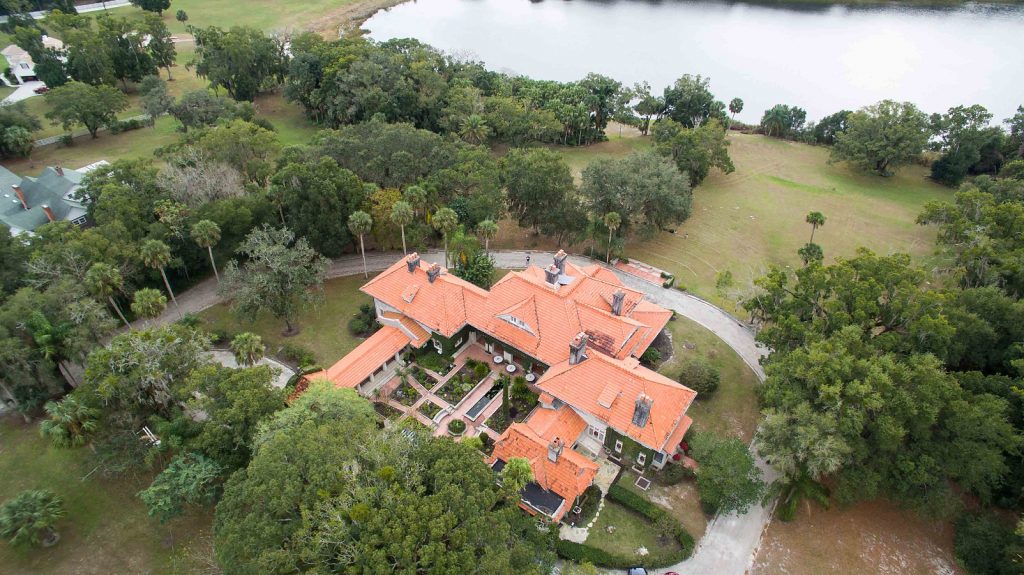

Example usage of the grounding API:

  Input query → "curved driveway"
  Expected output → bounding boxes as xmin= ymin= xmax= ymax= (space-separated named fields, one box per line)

xmin=137 ymin=249 xmax=776 ymax=574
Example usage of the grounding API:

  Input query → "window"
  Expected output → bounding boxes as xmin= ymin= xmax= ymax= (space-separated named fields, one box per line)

xmin=614 ymin=440 xmax=623 ymax=453
xmin=636 ymin=452 xmax=647 ymax=466
xmin=653 ymin=452 xmax=665 ymax=464
xmin=71 ymin=216 xmax=88 ymax=226
xmin=587 ymin=425 xmax=605 ymax=443
xmin=19 ymin=63 xmax=29 ymax=70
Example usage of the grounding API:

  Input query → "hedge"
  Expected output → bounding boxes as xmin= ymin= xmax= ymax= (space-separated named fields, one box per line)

xmin=607 ymin=484 xmax=695 ymax=557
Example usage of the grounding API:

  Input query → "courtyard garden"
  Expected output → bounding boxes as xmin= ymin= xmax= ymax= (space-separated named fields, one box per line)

xmin=483 ymin=375 xmax=539 ymax=433
xmin=390 ymin=378 xmax=421 ymax=407
xmin=408 ymin=365 xmax=440 ymax=391
xmin=437 ymin=359 xmax=492 ymax=406
xmin=417 ymin=400 xmax=443 ymax=421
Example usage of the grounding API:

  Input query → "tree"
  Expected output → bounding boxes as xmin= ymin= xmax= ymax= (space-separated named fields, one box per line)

xmin=271 ymin=156 xmax=365 ymax=257
xmin=139 ymin=75 xmax=173 ymax=126
xmin=632 ymin=81 xmax=663 ymax=136
xmin=728 ymin=97 xmax=744 ymax=123
xmin=180 ymin=364 xmax=284 ymax=470
xmin=175 ymin=9 xmax=187 ymax=23
xmin=770 ymin=464 xmax=831 ymax=522
xmin=191 ymin=25 xmax=287 ymax=101
xmin=44 ymin=82 xmax=128 ymax=138
xmin=433 ymin=207 xmax=459 ymax=267
xmin=139 ymin=453 xmax=223 ymax=524
xmin=454 ymin=251 xmax=495 ymax=289
xmin=39 ymin=394 xmax=98 ymax=448
xmin=653 ymin=118 xmax=735 ymax=186
xmin=0 ymin=101 xmax=41 ymax=159
xmin=348 ymin=210 xmax=373 ymax=280
xmin=662 ymin=74 xmax=726 ymax=128
xmin=459 ymin=114 xmax=492 ymax=145
xmin=797 ymin=242 xmax=823 ymax=265
xmin=830 ymin=100 xmax=930 ymax=176
xmin=190 ymin=219 xmax=221 ymax=282
xmin=390 ymin=200 xmax=414 ymax=255
xmin=130 ymin=288 xmax=166 ymax=324
xmin=84 ymin=262 xmax=130 ymax=327
xmin=476 ymin=218 xmax=498 ymax=254
xmin=96 ymin=14 xmax=158 ymax=88
xmin=503 ymin=147 xmax=576 ymax=233
xmin=0 ymin=490 xmax=66 ymax=547
xmin=140 ymin=239 xmax=178 ymax=310
xmin=169 ymin=90 xmax=236 ymax=131
xmin=219 ymin=226 xmax=329 ymax=335
xmin=582 ymin=151 xmax=693 ymax=237
xmin=130 ymin=0 xmax=170 ymax=14
xmin=812 ymin=110 xmax=851 ymax=146
xmin=678 ymin=357 xmax=720 ymax=395
xmin=805 ymin=211 xmax=826 ymax=243
xmin=760 ymin=104 xmax=806 ymax=139
xmin=603 ymin=211 xmax=621 ymax=263
xmin=229 ymin=333 xmax=264 ymax=367
xmin=930 ymin=105 xmax=1003 ymax=186
xmin=142 ymin=13 xmax=177 ymax=80
xmin=500 ymin=456 xmax=534 ymax=500
xmin=689 ymin=431 xmax=765 ymax=514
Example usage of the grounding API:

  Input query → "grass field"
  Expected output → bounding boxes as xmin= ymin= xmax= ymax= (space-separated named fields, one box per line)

xmin=0 ymin=416 xmax=212 ymax=575
xmin=586 ymin=500 xmax=683 ymax=558
xmin=548 ymin=132 xmax=951 ymax=309
xmin=199 ymin=274 xmax=373 ymax=366
xmin=658 ymin=315 xmax=761 ymax=443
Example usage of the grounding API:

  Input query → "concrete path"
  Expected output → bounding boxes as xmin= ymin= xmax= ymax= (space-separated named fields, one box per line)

xmin=206 ymin=350 xmax=296 ymax=389
xmin=2 ymin=80 xmax=44 ymax=104
xmin=0 ymin=0 xmax=131 ymax=23
xmin=135 ymin=249 xmax=777 ymax=574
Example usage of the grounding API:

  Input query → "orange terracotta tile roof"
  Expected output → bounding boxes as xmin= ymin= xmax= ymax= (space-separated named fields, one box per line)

xmin=488 ymin=416 xmax=598 ymax=521
xmin=523 ymin=404 xmax=588 ymax=444
xmin=307 ymin=326 xmax=410 ymax=389
xmin=537 ymin=354 xmax=696 ymax=452
xmin=381 ymin=311 xmax=430 ymax=348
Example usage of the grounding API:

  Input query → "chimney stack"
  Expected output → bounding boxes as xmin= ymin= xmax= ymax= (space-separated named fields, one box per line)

xmin=54 ymin=165 xmax=63 ymax=177
xmin=406 ymin=251 xmax=421 ymax=273
xmin=426 ymin=262 xmax=441 ymax=283
xmin=41 ymin=204 xmax=55 ymax=222
xmin=11 ymin=185 xmax=26 ymax=210
xmin=569 ymin=332 xmax=589 ymax=365
xmin=632 ymin=394 xmax=653 ymax=427
xmin=547 ymin=437 xmax=563 ymax=463
xmin=611 ymin=289 xmax=626 ymax=316
xmin=553 ymin=249 xmax=568 ymax=274
xmin=544 ymin=264 xmax=560 ymax=286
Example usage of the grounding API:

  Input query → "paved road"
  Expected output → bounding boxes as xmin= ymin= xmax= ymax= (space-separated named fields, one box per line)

xmin=0 ymin=0 xmax=130 ymax=23
xmin=137 ymin=249 xmax=777 ymax=574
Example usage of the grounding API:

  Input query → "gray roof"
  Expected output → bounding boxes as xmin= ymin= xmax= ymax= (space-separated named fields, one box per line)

xmin=0 ymin=166 xmax=87 ymax=234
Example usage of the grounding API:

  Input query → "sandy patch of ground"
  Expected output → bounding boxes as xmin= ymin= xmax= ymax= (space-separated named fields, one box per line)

xmin=314 ymin=0 xmax=411 ymax=38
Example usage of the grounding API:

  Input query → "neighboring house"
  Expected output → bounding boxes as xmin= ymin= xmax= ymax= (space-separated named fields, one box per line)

xmin=0 ymin=164 xmax=92 ymax=236
xmin=310 ymin=250 xmax=697 ymax=523
xmin=1 ymin=36 xmax=64 ymax=85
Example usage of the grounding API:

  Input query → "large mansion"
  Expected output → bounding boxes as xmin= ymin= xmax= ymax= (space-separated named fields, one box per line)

xmin=310 ymin=251 xmax=696 ymax=522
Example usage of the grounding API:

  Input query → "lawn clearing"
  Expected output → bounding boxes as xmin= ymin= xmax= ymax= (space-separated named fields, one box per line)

xmin=199 ymin=274 xmax=372 ymax=367
xmin=586 ymin=500 xmax=683 ymax=559
xmin=658 ymin=315 xmax=760 ymax=442
xmin=751 ymin=498 xmax=963 ymax=575
xmin=0 ymin=416 xmax=211 ymax=575
xmin=617 ymin=469 xmax=707 ymax=544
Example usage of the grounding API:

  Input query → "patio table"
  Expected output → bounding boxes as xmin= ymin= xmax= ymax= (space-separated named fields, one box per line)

xmin=524 ymin=373 xmax=536 ymax=383
xmin=506 ymin=364 xmax=517 ymax=374
xmin=493 ymin=355 xmax=504 ymax=364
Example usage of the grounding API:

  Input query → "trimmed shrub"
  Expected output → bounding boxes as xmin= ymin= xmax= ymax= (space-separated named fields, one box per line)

xmin=662 ymin=277 xmax=675 ymax=289
xmin=678 ymin=358 xmax=720 ymax=396
xmin=640 ymin=347 xmax=662 ymax=367
xmin=659 ymin=462 xmax=694 ymax=486
xmin=278 ymin=343 xmax=316 ymax=368
xmin=473 ymin=362 xmax=489 ymax=379
xmin=447 ymin=419 xmax=466 ymax=435
xmin=607 ymin=484 xmax=664 ymax=520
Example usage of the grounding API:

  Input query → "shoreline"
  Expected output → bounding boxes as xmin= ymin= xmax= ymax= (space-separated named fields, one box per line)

xmin=316 ymin=0 xmax=413 ymax=39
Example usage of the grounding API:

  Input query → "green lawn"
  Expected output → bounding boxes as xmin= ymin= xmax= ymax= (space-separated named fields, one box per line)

xmin=586 ymin=500 xmax=682 ymax=558
xmin=199 ymin=274 xmax=373 ymax=367
xmin=658 ymin=315 xmax=761 ymax=443
xmin=0 ymin=416 xmax=211 ymax=575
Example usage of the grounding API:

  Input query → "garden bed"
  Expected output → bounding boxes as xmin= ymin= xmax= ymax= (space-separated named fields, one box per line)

xmin=438 ymin=360 xmax=491 ymax=406
xmin=418 ymin=400 xmax=442 ymax=421
xmin=483 ymin=376 xmax=538 ymax=433
xmin=374 ymin=402 xmax=404 ymax=420
xmin=412 ymin=347 xmax=455 ymax=376
xmin=409 ymin=365 xmax=439 ymax=390
xmin=390 ymin=378 xmax=422 ymax=407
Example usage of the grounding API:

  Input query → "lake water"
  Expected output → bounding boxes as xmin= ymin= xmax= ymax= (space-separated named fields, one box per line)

xmin=366 ymin=0 xmax=1024 ymax=124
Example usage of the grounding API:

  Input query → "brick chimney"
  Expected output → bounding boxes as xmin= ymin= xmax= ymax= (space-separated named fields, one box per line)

xmin=611 ymin=289 xmax=626 ymax=316
xmin=553 ymin=249 xmax=568 ymax=274
xmin=11 ymin=185 xmax=26 ymax=209
xmin=632 ymin=394 xmax=653 ymax=427
xmin=547 ymin=437 xmax=563 ymax=463
xmin=54 ymin=165 xmax=63 ymax=177
xmin=544 ymin=264 xmax=560 ymax=286
xmin=406 ymin=251 xmax=421 ymax=273
xmin=426 ymin=262 xmax=441 ymax=283
xmin=569 ymin=332 xmax=589 ymax=365
xmin=41 ymin=204 xmax=55 ymax=222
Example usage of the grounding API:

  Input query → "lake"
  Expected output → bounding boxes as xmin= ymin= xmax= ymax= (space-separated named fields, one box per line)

xmin=366 ymin=0 xmax=1024 ymax=124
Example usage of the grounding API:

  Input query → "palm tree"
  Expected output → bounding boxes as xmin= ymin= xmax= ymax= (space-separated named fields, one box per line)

xmin=432 ymin=207 xmax=460 ymax=267
xmin=772 ymin=465 xmax=831 ymax=522
xmin=191 ymin=219 xmax=222 ymax=283
xmin=477 ymin=219 xmax=498 ymax=254
xmin=348 ymin=210 xmax=373 ymax=279
xmin=39 ymin=396 xmax=98 ymax=448
xmin=459 ymin=114 xmax=491 ymax=145
xmin=140 ymin=239 xmax=178 ymax=310
xmin=130 ymin=288 xmax=167 ymax=325
xmin=84 ymin=263 xmax=130 ymax=328
xmin=805 ymin=211 xmax=826 ymax=243
xmin=603 ymin=212 xmax=621 ymax=263
xmin=230 ymin=332 xmax=265 ymax=367
xmin=390 ymin=201 xmax=414 ymax=255
xmin=761 ymin=105 xmax=789 ymax=138
xmin=500 ymin=457 xmax=534 ymax=501
xmin=729 ymin=97 xmax=744 ymax=123
xmin=403 ymin=185 xmax=427 ymax=220
xmin=0 ymin=489 xmax=66 ymax=547
xmin=25 ymin=311 xmax=75 ymax=386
